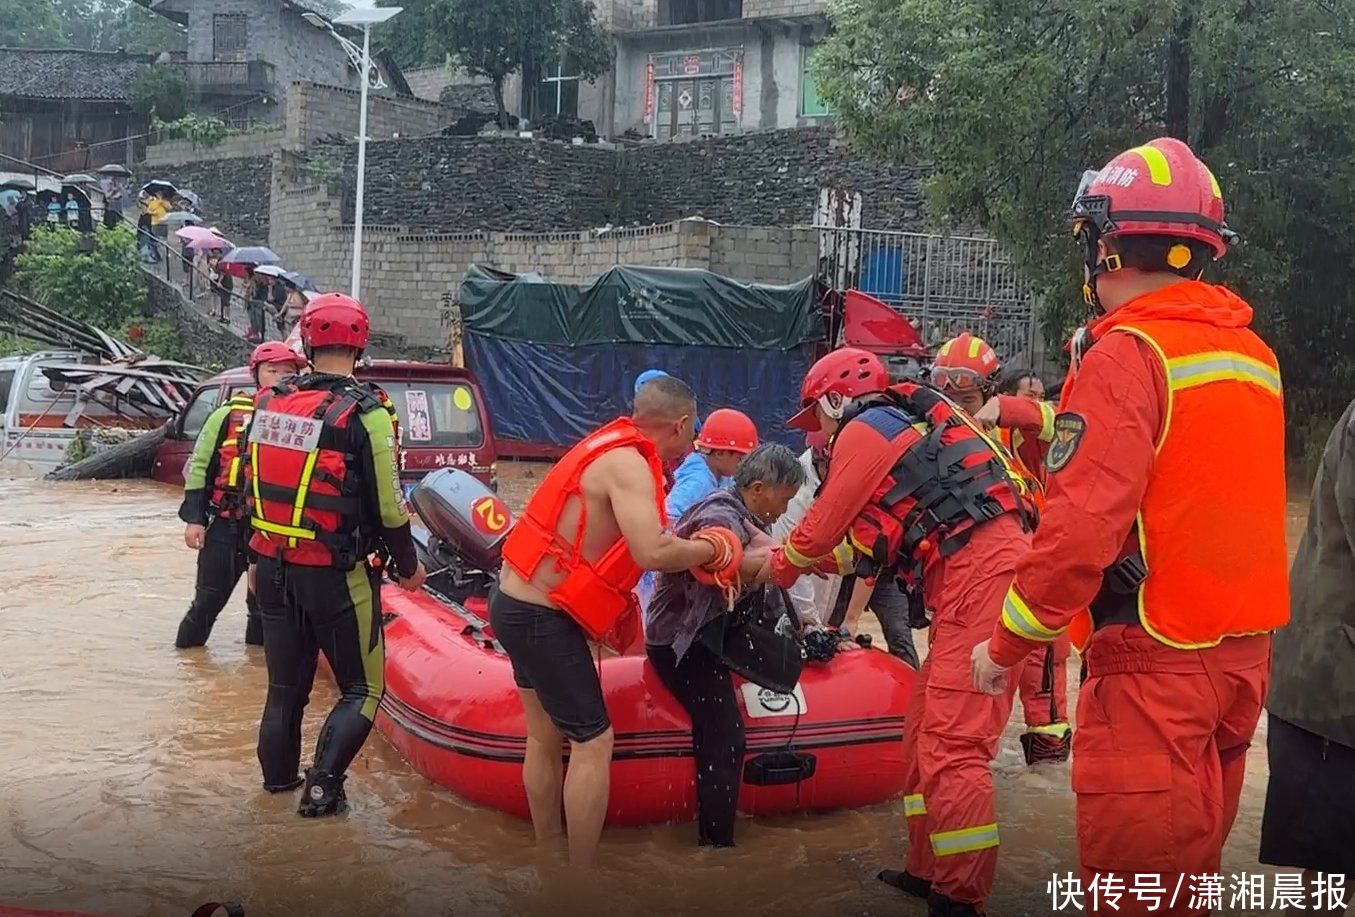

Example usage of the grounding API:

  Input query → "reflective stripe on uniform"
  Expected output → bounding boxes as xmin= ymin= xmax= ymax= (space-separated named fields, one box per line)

xmin=784 ymin=541 xmax=827 ymax=569
xmin=1026 ymin=722 xmax=1071 ymax=738
xmin=1166 ymin=351 xmax=1281 ymax=397
xmin=1037 ymin=400 xmax=1056 ymax=442
xmin=903 ymin=794 xmax=927 ymax=817
xmin=930 ymin=823 xmax=1000 ymax=857
xmin=251 ymin=517 xmax=317 ymax=540
xmin=1001 ymin=586 xmax=1064 ymax=642
xmin=288 ymin=450 xmax=321 ymax=548
xmin=1129 ymin=144 xmax=1173 ymax=186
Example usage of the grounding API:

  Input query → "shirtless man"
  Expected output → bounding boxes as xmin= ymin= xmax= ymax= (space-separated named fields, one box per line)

xmin=491 ymin=375 xmax=751 ymax=867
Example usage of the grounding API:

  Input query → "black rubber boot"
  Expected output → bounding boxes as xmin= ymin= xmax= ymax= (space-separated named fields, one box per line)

xmin=297 ymin=768 xmax=347 ymax=818
xmin=878 ymin=869 xmax=933 ymax=899
xmin=175 ymin=613 xmax=212 ymax=649
xmin=244 ymin=612 xmax=264 ymax=647
xmin=1021 ymin=731 xmax=1072 ymax=765
xmin=927 ymin=891 xmax=984 ymax=917
xmin=263 ymin=776 xmax=304 ymax=794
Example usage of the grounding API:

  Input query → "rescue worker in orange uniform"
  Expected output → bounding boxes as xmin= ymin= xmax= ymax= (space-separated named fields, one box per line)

xmin=175 ymin=341 xmax=307 ymax=649
xmin=248 ymin=293 xmax=427 ymax=817
xmin=760 ymin=347 xmax=1037 ymax=917
xmin=952 ymin=355 xmax=1074 ymax=765
xmin=971 ymin=138 xmax=1290 ymax=915
xmin=492 ymin=374 xmax=754 ymax=869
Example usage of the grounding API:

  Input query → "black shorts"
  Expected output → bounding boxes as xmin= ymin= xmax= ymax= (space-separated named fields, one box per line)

xmin=488 ymin=585 xmax=610 ymax=743
xmin=1259 ymin=713 xmax=1355 ymax=875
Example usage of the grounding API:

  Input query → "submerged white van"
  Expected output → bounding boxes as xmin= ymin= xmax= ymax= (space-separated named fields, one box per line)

xmin=0 ymin=350 xmax=160 ymax=474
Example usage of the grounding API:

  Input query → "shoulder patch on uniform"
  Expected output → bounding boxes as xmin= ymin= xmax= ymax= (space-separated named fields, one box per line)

xmin=1045 ymin=413 xmax=1087 ymax=473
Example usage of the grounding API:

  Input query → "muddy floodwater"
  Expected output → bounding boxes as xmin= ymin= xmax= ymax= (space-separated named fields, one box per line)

xmin=0 ymin=465 xmax=1313 ymax=917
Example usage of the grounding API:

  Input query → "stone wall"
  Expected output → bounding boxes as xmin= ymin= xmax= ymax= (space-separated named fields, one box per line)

xmin=143 ymin=155 xmax=272 ymax=244
xmin=141 ymin=129 xmax=286 ymax=167
xmin=286 ymin=81 xmax=467 ymax=151
xmin=744 ymin=0 xmax=828 ymax=17
xmin=709 ymin=225 xmax=818 ymax=284
xmin=620 ymin=128 xmax=926 ymax=230
xmin=183 ymin=0 xmax=353 ymax=96
xmin=331 ymin=135 xmax=620 ymax=231
xmin=323 ymin=128 xmax=923 ymax=234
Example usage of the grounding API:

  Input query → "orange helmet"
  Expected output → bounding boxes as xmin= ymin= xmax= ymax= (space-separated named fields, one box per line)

xmin=931 ymin=333 xmax=1001 ymax=394
xmin=695 ymin=408 xmax=758 ymax=454
xmin=248 ymin=340 xmax=307 ymax=373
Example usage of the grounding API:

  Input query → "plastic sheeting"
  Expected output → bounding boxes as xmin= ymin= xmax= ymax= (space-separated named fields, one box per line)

xmin=459 ymin=264 xmax=821 ymax=350
xmin=464 ymin=336 xmax=819 ymax=450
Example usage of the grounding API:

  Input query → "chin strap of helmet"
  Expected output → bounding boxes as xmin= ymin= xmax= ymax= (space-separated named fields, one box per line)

xmin=1076 ymin=220 xmax=1122 ymax=318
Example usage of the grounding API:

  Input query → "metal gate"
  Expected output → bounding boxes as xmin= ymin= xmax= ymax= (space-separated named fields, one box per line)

xmin=817 ymin=227 xmax=1037 ymax=366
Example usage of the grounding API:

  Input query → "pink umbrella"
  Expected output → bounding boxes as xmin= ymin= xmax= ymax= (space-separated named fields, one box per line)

xmin=175 ymin=225 xmax=233 ymax=250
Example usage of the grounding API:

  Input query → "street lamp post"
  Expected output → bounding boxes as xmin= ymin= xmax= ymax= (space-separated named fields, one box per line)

xmin=309 ymin=6 xmax=401 ymax=301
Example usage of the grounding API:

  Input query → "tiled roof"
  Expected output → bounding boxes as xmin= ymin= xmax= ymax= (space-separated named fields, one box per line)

xmin=0 ymin=48 xmax=154 ymax=101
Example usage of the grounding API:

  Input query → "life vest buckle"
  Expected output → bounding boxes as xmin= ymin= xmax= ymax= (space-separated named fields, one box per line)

xmin=1106 ymin=553 xmax=1148 ymax=594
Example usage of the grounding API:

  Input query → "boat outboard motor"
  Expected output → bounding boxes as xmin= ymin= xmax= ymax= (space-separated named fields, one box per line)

xmin=409 ymin=468 xmax=513 ymax=603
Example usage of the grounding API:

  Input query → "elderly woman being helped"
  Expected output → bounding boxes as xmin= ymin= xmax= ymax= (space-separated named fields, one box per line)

xmin=644 ymin=443 xmax=805 ymax=848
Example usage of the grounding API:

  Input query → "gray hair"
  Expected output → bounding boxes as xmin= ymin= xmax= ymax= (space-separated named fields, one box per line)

xmin=733 ymin=443 xmax=805 ymax=490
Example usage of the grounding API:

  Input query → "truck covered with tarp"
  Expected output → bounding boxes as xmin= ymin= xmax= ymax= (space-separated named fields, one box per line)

xmin=458 ymin=265 xmax=825 ymax=456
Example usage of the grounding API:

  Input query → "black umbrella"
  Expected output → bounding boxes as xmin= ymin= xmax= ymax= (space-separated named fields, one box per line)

xmin=140 ymin=179 xmax=178 ymax=198
xmin=282 ymin=270 xmax=317 ymax=292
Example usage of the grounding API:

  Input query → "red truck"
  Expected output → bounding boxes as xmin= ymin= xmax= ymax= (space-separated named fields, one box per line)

xmin=151 ymin=361 xmax=498 ymax=495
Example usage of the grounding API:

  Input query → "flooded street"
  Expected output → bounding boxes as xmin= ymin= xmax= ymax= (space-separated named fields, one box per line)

xmin=0 ymin=467 xmax=1313 ymax=917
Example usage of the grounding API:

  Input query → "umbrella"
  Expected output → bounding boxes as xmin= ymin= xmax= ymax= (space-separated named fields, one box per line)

xmin=96 ymin=163 xmax=132 ymax=177
xmin=176 ymin=226 xmax=232 ymax=250
xmin=302 ymin=290 xmax=323 ymax=302
xmin=140 ymin=179 xmax=177 ymax=198
xmin=1 ymin=177 xmax=35 ymax=192
xmin=282 ymin=271 xmax=317 ymax=292
xmin=219 ymin=245 xmax=281 ymax=278
xmin=63 ymin=173 xmax=97 ymax=186
xmin=252 ymin=264 xmax=287 ymax=279
xmin=175 ymin=190 xmax=202 ymax=210
xmin=161 ymin=210 xmax=202 ymax=226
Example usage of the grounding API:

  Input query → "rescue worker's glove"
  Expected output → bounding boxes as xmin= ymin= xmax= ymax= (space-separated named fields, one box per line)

xmin=689 ymin=526 xmax=744 ymax=610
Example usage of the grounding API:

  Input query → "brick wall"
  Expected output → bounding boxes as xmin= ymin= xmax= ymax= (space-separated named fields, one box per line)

xmin=286 ymin=81 xmax=467 ymax=150
xmin=185 ymin=0 xmax=352 ymax=92
xmin=142 ymin=129 xmax=285 ymax=167
xmin=142 ymin=155 xmax=273 ymax=243
xmin=743 ymin=0 xmax=828 ymax=17
xmin=709 ymin=225 xmax=818 ymax=284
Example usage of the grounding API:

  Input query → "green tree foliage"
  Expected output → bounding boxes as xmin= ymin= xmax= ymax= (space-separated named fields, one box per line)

xmin=380 ymin=0 xmax=612 ymax=126
xmin=0 ymin=0 xmax=185 ymax=52
xmin=0 ymin=0 xmax=67 ymax=47
xmin=131 ymin=67 xmax=190 ymax=121
xmin=12 ymin=225 xmax=146 ymax=329
xmin=814 ymin=0 xmax=1355 ymax=445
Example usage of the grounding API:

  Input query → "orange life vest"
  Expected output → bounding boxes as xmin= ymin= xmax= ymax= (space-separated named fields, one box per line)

xmin=247 ymin=376 xmax=384 ymax=568
xmin=1069 ymin=283 xmax=1290 ymax=649
xmin=209 ymin=391 xmax=255 ymax=520
xmin=501 ymin=417 xmax=668 ymax=644
xmin=837 ymin=383 xmax=1038 ymax=584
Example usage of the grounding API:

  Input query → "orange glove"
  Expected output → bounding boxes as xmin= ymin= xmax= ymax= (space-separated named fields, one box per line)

xmin=689 ymin=526 xmax=744 ymax=610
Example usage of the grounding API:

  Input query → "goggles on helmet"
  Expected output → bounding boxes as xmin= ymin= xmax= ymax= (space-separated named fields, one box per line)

xmin=930 ymin=366 xmax=990 ymax=392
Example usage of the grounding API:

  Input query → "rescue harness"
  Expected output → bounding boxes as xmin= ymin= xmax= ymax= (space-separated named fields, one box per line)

xmin=247 ymin=375 xmax=385 ymax=569
xmin=830 ymin=382 xmax=1037 ymax=585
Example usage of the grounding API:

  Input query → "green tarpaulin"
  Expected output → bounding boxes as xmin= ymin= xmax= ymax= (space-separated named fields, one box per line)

xmin=459 ymin=264 xmax=821 ymax=350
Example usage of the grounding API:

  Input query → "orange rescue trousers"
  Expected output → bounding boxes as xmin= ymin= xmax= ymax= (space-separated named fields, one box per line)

xmin=899 ymin=516 xmax=1026 ymax=908
xmin=1073 ymin=625 xmax=1271 ymax=916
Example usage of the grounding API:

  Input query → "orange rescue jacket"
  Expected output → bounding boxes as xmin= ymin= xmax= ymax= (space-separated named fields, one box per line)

xmin=501 ymin=417 xmax=668 ymax=645
xmin=1066 ymin=285 xmax=1290 ymax=649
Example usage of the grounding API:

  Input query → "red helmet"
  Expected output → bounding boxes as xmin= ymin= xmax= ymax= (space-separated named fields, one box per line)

xmin=788 ymin=347 xmax=889 ymax=432
xmin=695 ymin=408 xmax=759 ymax=454
xmin=931 ymin=332 xmax=1001 ymax=394
xmin=1071 ymin=137 xmax=1231 ymax=259
xmin=300 ymin=292 xmax=370 ymax=350
xmin=248 ymin=340 xmax=307 ymax=373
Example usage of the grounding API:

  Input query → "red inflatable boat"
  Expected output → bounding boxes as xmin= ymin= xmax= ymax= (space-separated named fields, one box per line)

xmin=375 ymin=587 xmax=913 ymax=826
xmin=357 ymin=468 xmax=916 ymax=827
